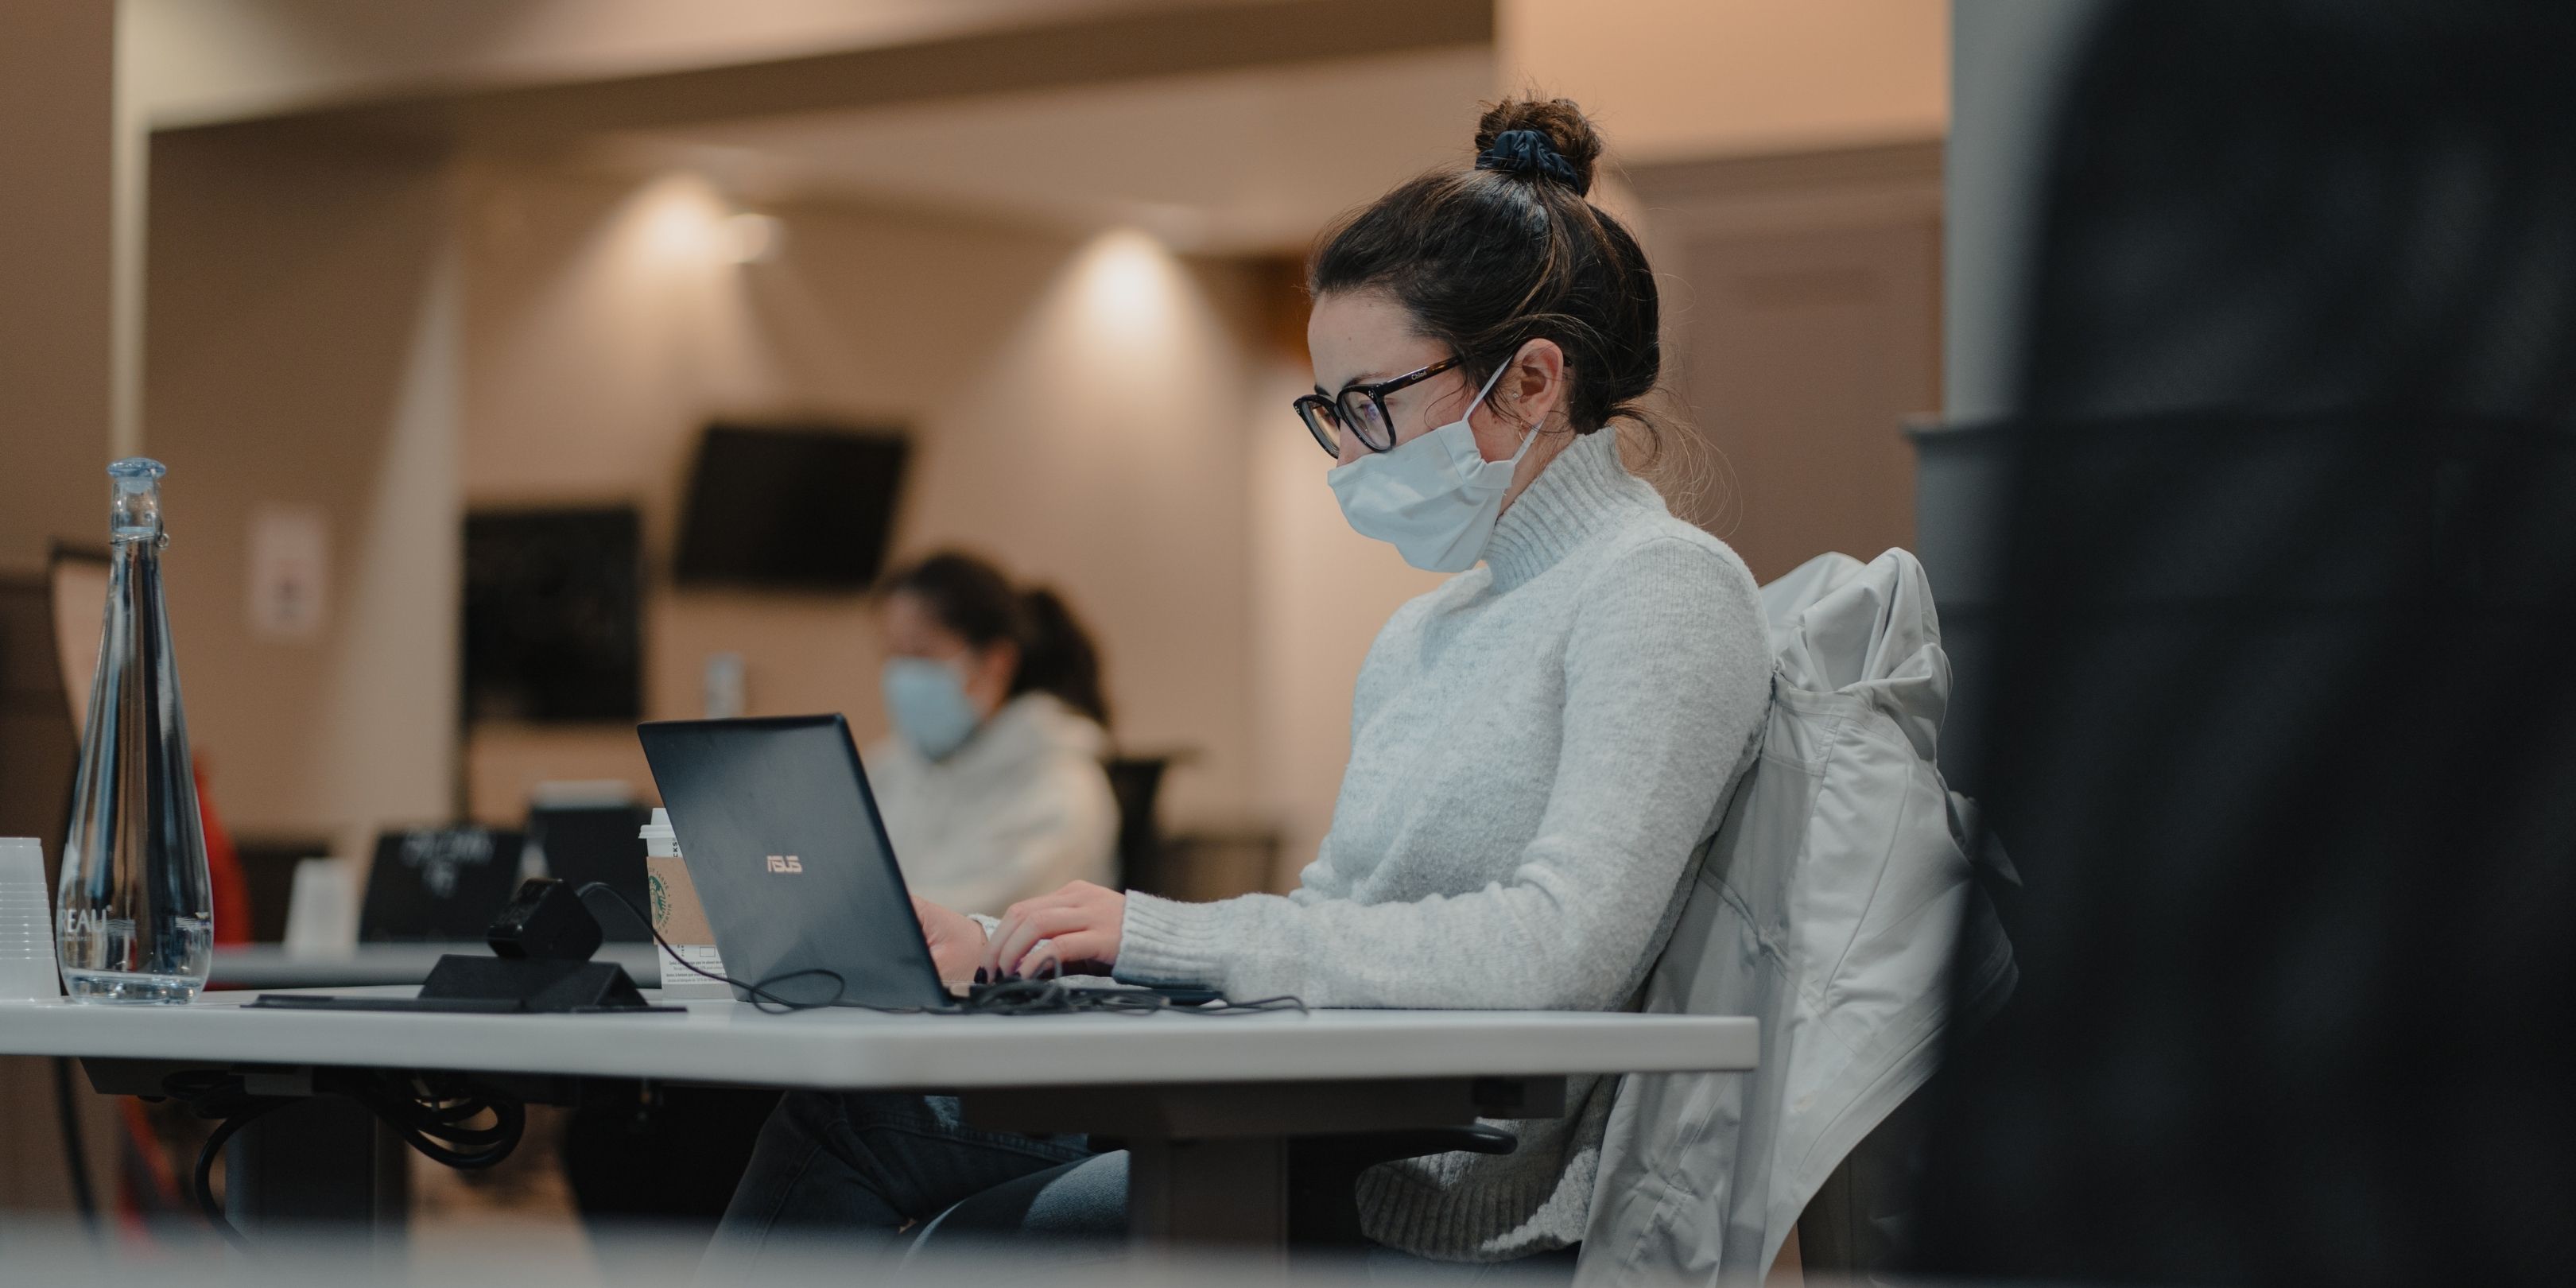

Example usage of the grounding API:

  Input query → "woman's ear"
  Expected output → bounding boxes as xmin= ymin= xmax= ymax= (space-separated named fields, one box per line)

xmin=1488 ymin=339 xmax=1569 ymax=430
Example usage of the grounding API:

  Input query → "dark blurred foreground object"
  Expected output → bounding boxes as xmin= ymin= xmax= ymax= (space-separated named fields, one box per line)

xmin=1916 ymin=2 xmax=2576 ymax=1283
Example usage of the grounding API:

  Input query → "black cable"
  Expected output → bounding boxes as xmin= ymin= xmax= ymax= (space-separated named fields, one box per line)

xmin=179 ymin=1069 xmax=527 ymax=1255
xmin=51 ymin=1057 xmax=98 ymax=1239
xmin=192 ymin=1097 xmax=289 ymax=1255
xmin=350 ymin=1073 xmax=527 ymax=1170
xmin=574 ymin=881 xmax=918 ymax=1014
xmin=572 ymin=881 xmax=1305 ymax=1017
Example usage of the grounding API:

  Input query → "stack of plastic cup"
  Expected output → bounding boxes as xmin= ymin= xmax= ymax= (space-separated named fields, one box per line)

xmin=0 ymin=838 xmax=63 ymax=1000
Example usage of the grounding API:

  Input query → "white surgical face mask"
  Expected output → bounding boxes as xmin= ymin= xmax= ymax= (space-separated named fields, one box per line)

xmin=1326 ymin=358 xmax=1530 ymax=572
xmin=883 ymin=657 xmax=980 ymax=762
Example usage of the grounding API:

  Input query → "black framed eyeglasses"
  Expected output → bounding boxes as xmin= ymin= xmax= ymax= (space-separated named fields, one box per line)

xmin=1292 ymin=355 xmax=1472 ymax=458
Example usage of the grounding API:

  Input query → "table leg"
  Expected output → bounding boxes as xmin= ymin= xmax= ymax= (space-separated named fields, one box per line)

xmin=223 ymin=1095 xmax=409 ymax=1248
xmin=1125 ymin=1135 xmax=1286 ymax=1249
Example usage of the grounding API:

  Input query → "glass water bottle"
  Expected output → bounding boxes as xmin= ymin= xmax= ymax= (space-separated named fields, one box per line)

xmin=56 ymin=458 xmax=213 ymax=1003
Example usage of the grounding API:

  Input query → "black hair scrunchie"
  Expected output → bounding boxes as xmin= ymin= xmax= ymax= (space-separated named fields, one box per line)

xmin=1475 ymin=129 xmax=1587 ymax=196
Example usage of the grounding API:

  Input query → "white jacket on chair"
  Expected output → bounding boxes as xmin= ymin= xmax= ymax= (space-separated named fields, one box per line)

xmin=1578 ymin=549 xmax=2018 ymax=1285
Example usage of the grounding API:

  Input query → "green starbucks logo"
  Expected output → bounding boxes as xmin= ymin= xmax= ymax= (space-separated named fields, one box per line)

xmin=649 ymin=871 xmax=672 ymax=928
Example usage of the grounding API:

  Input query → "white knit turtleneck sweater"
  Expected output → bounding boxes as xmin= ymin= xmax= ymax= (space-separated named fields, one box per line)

xmin=1115 ymin=427 xmax=1771 ymax=1261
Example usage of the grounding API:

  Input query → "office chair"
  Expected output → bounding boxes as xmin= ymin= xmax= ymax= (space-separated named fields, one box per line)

xmin=1286 ymin=1123 xmax=1519 ymax=1251
xmin=0 ymin=558 xmax=87 ymax=871
xmin=1915 ymin=2 xmax=2576 ymax=1283
xmin=1104 ymin=752 xmax=1188 ymax=897
xmin=355 ymin=824 xmax=525 ymax=941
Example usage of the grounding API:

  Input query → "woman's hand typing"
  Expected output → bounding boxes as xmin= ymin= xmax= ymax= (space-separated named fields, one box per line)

xmin=911 ymin=895 xmax=989 ymax=985
xmin=982 ymin=880 xmax=1125 ymax=980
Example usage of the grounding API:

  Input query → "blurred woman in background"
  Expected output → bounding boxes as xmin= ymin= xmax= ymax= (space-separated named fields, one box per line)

xmin=867 ymin=550 xmax=1118 ymax=914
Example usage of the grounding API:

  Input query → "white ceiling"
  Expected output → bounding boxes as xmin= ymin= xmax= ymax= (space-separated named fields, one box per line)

xmin=129 ymin=0 xmax=1228 ymax=129
xmin=609 ymin=45 xmax=1496 ymax=254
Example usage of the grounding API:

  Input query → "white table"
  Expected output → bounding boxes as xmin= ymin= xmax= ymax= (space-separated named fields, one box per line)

xmin=0 ymin=991 xmax=1757 ymax=1251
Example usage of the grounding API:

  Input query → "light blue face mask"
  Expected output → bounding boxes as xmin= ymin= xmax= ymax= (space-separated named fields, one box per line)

xmin=1325 ymin=355 xmax=1530 ymax=573
xmin=883 ymin=657 xmax=981 ymax=762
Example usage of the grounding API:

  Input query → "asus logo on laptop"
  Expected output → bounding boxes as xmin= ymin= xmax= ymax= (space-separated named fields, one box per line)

xmin=765 ymin=855 xmax=803 ymax=874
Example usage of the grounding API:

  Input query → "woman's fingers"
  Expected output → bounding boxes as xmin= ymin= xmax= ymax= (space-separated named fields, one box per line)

xmin=984 ymin=892 xmax=1078 ymax=964
xmin=989 ymin=906 xmax=1098 ymax=978
xmin=980 ymin=903 xmax=1036 ymax=976
xmin=1003 ymin=931 xmax=1115 ymax=983
xmin=995 ymin=910 xmax=1087 ymax=976
xmin=1039 ymin=929 xmax=1111 ymax=973
xmin=980 ymin=904 xmax=1028 ymax=976
xmin=977 ymin=883 xmax=1123 ymax=979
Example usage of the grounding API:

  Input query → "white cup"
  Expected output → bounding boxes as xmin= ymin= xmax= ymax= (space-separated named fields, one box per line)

xmin=282 ymin=857 xmax=360 ymax=959
xmin=0 ymin=838 xmax=64 ymax=1000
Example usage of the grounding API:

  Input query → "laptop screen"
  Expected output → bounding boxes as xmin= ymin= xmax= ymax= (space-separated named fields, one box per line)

xmin=636 ymin=715 xmax=946 ymax=1010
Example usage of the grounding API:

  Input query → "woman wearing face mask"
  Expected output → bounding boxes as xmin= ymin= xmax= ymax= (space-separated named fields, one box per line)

xmin=865 ymin=550 xmax=1118 ymax=914
xmin=710 ymin=99 xmax=1771 ymax=1272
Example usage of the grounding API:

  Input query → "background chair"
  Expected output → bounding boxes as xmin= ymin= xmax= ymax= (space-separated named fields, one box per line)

xmin=1286 ymin=1123 xmax=1519 ymax=1252
xmin=0 ymin=558 xmax=86 ymax=876
xmin=1103 ymin=752 xmax=1184 ymax=897
xmin=356 ymin=824 xmax=525 ymax=942
xmin=1915 ymin=2 xmax=2576 ymax=1282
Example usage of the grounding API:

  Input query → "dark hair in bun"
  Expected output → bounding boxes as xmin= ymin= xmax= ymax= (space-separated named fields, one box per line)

xmin=1472 ymin=98 xmax=1600 ymax=195
xmin=1309 ymin=97 xmax=1657 ymax=437
xmin=880 ymin=549 xmax=1111 ymax=728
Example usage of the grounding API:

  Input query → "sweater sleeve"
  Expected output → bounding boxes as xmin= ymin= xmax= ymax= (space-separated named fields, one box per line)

xmin=1116 ymin=537 xmax=1771 ymax=1007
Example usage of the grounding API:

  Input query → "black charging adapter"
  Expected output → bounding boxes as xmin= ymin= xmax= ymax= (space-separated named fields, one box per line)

xmin=484 ymin=878 xmax=605 ymax=961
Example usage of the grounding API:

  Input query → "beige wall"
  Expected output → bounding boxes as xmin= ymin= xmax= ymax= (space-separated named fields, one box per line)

xmin=145 ymin=129 xmax=462 ymax=855
xmin=57 ymin=0 xmax=1959 ymax=894
xmin=460 ymin=164 xmax=1262 ymax=831
xmin=0 ymin=1 xmax=153 ymax=1220
xmin=1246 ymin=358 xmax=1446 ymax=875
xmin=1499 ymin=0 xmax=1949 ymax=162
xmin=0 ymin=0 xmax=118 ymax=574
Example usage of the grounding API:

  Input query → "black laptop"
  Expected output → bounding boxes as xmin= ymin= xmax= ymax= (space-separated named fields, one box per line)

xmin=636 ymin=715 xmax=954 ymax=1011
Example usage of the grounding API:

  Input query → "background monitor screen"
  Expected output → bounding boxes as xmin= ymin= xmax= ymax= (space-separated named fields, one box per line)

xmin=359 ymin=827 xmax=526 ymax=942
xmin=673 ymin=423 xmax=910 ymax=592
xmin=463 ymin=506 xmax=641 ymax=722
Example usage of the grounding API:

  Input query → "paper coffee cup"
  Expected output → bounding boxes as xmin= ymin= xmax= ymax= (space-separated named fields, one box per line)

xmin=641 ymin=810 xmax=729 ymax=999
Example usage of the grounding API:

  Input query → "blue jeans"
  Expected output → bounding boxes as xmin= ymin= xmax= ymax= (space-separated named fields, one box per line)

xmin=703 ymin=1091 xmax=1118 ymax=1278
xmin=703 ymin=1091 xmax=1576 ymax=1282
